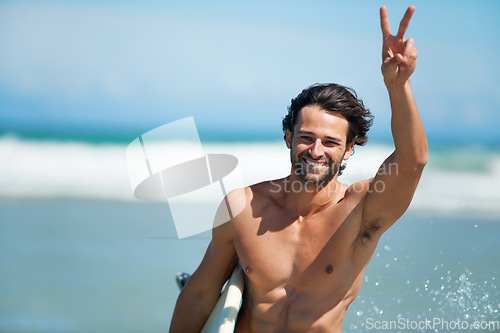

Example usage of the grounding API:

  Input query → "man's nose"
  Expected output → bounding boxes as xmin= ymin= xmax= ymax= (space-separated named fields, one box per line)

xmin=309 ymin=139 xmax=324 ymax=159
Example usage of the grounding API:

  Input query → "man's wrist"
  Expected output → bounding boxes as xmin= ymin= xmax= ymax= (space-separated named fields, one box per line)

xmin=384 ymin=78 xmax=411 ymax=94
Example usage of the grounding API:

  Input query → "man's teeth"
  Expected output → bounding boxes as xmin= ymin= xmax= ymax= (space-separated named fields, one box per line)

xmin=305 ymin=159 xmax=325 ymax=167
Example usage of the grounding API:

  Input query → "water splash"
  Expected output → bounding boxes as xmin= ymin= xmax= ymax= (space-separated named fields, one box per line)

xmin=347 ymin=265 xmax=499 ymax=332
xmin=432 ymin=267 xmax=498 ymax=321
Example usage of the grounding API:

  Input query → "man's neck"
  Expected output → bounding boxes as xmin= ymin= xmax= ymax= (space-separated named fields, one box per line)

xmin=283 ymin=174 xmax=344 ymax=217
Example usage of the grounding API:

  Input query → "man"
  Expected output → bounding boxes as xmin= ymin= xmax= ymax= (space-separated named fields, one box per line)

xmin=170 ymin=5 xmax=427 ymax=332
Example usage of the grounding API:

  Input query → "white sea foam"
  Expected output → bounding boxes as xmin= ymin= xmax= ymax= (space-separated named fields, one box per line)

xmin=0 ymin=135 xmax=133 ymax=201
xmin=1 ymin=135 xmax=499 ymax=217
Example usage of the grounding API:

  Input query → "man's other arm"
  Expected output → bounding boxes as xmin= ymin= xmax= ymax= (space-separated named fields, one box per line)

xmin=169 ymin=213 xmax=238 ymax=332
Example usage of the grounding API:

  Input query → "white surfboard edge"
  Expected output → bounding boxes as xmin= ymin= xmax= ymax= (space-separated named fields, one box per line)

xmin=201 ymin=264 xmax=244 ymax=333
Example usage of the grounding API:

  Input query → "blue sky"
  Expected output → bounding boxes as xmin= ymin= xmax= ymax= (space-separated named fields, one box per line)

xmin=0 ymin=0 xmax=499 ymax=145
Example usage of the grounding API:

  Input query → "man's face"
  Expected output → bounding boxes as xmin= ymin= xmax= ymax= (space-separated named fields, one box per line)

xmin=286 ymin=105 xmax=353 ymax=185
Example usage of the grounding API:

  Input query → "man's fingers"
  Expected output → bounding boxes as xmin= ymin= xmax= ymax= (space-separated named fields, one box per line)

xmin=394 ymin=54 xmax=405 ymax=64
xmin=382 ymin=54 xmax=402 ymax=72
xmin=397 ymin=6 xmax=415 ymax=38
xmin=380 ymin=6 xmax=391 ymax=38
xmin=403 ymin=38 xmax=415 ymax=58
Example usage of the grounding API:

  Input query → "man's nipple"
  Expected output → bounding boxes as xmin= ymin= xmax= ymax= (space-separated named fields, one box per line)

xmin=245 ymin=266 xmax=253 ymax=274
xmin=325 ymin=264 xmax=334 ymax=274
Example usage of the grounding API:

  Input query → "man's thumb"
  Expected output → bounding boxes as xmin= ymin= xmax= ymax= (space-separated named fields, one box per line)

xmin=382 ymin=54 xmax=402 ymax=75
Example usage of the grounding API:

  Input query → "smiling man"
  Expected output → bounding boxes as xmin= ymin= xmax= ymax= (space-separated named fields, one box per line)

xmin=283 ymin=85 xmax=372 ymax=188
xmin=170 ymin=6 xmax=427 ymax=333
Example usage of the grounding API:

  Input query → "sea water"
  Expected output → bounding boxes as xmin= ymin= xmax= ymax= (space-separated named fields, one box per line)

xmin=0 ymin=136 xmax=499 ymax=332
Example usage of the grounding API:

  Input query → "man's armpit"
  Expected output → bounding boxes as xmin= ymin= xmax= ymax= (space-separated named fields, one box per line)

xmin=356 ymin=218 xmax=383 ymax=246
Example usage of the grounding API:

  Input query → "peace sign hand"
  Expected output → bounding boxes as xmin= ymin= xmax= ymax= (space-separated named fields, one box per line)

xmin=380 ymin=6 xmax=418 ymax=85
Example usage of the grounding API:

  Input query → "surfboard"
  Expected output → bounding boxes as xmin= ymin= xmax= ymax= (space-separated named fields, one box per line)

xmin=201 ymin=264 xmax=244 ymax=333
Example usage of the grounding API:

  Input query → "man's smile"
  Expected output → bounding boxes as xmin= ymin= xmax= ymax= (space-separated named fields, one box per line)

xmin=303 ymin=158 xmax=328 ymax=168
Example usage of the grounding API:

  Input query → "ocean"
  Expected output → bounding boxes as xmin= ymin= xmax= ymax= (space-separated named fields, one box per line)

xmin=0 ymin=134 xmax=499 ymax=332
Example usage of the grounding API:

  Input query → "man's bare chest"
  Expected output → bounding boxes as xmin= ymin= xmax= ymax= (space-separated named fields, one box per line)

xmin=233 ymin=207 xmax=360 ymax=290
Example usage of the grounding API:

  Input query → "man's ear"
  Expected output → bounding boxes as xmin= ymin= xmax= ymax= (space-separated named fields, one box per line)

xmin=343 ymin=142 xmax=355 ymax=160
xmin=285 ymin=130 xmax=292 ymax=149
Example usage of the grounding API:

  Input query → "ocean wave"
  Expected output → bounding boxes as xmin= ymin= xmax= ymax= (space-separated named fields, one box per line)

xmin=1 ymin=135 xmax=499 ymax=217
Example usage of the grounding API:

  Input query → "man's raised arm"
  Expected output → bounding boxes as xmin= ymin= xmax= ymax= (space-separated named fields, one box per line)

xmin=362 ymin=6 xmax=428 ymax=232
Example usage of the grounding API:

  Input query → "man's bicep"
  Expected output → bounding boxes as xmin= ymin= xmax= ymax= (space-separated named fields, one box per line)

xmin=189 ymin=221 xmax=238 ymax=294
xmin=362 ymin=151 xmax=424 ymax=232
xmin=193 ymin=187 xmax=247 ymax=288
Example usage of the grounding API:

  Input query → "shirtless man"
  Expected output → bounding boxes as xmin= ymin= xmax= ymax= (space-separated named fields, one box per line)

xmin=170 ymin=6 xmax=427 ymax=332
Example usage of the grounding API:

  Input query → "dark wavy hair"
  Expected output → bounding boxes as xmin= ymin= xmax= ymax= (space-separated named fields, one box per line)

xmin=282 ymin=83 xmax=373 ymax=146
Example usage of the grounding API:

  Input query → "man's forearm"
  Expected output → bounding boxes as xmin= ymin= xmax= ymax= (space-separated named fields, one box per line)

xmin=170 ymin=286 xmax=219 ymax=333
xmin=386 ymin=79 xmax=428 ymax=169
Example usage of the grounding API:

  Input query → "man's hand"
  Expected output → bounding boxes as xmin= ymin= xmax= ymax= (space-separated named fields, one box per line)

xmin=380 ymin=6 xmax=418 ymax=85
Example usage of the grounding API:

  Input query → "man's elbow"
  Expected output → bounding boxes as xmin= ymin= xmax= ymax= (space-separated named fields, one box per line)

xmin=415 ymin=150 xmax=428 ymax=168
xmin=395 ymin=148 xmax=428 ymax=172
xmin=412 ymin=138 xmax=429 ymax=168
xmin=408 ymin=153 xmax=427 ymax=173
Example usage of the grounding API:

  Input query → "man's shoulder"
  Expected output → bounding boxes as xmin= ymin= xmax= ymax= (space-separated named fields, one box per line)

xmin=248 ymin=178 xmax=287 ymax=199
xmin=226 ymin=179 xmax=286 ymax=214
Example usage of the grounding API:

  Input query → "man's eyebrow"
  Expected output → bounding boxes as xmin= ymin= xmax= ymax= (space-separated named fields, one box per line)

xmin=325 ymin=136 xmax=343 ymax=143
xmin=297 ymin=131 xmax=343 ymax=142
